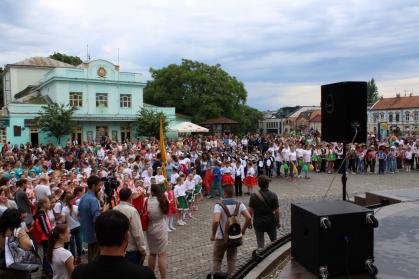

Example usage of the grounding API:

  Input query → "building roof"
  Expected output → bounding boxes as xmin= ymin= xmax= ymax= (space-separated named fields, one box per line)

xmin=309 ymin=109 xmax=321 ymax=121
xmin=11 ymin=57 xmax=75 ymax=68
xmin=200 ymin=116 xmax=239 ymax=125
xmin=310 ymin=114 xmax=321 ymax=122
xmin=287 ymin=106 xmax=320 ymax=118
xmin=371 ymin=96 xmax=419 ymax=110
xmin=297 ymin=110 xmax=316 ymax=120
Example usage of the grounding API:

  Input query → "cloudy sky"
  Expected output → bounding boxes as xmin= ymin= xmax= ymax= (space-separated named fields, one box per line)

xmin=1 ymin=0 xmax=419 ymax=110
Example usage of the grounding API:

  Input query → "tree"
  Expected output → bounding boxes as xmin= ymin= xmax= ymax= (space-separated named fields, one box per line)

xmin=35 ymin=103 xmax=77 ymax=144
xmin=232 ymin=104 xmax=263 ymax=134
xmin=135 ymin=108 xmax=168 ymax=139
xmin=49 ymin=52 xmax=82 ymax=66
xmin=144 ymin=59 xmax=247 ymax=124
xmin=367 ymin=78 xmax=379 ymax=104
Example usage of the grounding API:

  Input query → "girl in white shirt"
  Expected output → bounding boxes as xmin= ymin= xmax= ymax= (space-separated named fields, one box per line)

xmin=62 ymin=194 xmax=82 ymax=265
xmin=289 ymin=146 xmax=297 ymax=181
xmin=47 ymin=224 xmax=73 ymax=279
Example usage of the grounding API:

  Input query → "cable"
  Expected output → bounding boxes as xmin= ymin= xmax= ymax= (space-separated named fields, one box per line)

xmin=322 ymin=128 xmax=358 ymax=200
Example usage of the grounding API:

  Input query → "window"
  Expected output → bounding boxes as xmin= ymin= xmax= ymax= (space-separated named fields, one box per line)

xmin=389 ymin=113 xmax=393 ymax=122
xmin=380 ymin=113 xmax=385 ymax=120
xmin=415 ymin=111 xmax=419 ymax=121
xmin=373 ymin=113 xmax=379 ymax=122
xmin=13 ymin=125 xmax=21 ymax=137
xmin=96 ymin=93 xmax=108 ymax=108
xmin=69 ymin=92 xmax=83 ymax=107
xmin=120 ymin=94 xmax=132 ymax=108
xmin=395 ymin=113 xmax=400 ymax=122
xmin=405 ymin=112 xmax=410 ymax=122
xmin=0 ymin=128 xmax=6 ymax=144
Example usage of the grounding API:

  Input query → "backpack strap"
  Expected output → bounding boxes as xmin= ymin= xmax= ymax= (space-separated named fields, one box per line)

xmin=255 ymin=191 xmax=270 ymax=209
xmin=216 ymin=202 xmax=232 ymax=218
xmin=233 ymin=201 xmax=240 ymax=217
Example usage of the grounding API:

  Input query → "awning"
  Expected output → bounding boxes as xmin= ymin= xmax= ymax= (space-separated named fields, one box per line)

xmin=169 ymin=122 xmax=209 ymax=133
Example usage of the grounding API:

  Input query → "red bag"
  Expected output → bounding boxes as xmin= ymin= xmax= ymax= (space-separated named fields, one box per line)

xmin=139 ymin=198 xmax=149 ymax=231
xmin=31 ymin=213 xmax=51 ymax=245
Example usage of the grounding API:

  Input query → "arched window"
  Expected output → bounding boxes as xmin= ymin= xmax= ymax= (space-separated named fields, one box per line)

xmin=405 ymin=111 xmax=410 ymax=122
xmin=389 ymin=112 xmax=393 ymax=122
xmin=395 ymin=113 xmax=400 ymax=122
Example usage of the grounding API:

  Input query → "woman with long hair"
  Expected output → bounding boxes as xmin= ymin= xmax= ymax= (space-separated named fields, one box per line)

xmin=62 ymin=193 xmax=82 ymax=265
xmin=47 ymin=224 xmax=74 ymax=279
xmin=147 ymin=184 xmax=169 ymax=279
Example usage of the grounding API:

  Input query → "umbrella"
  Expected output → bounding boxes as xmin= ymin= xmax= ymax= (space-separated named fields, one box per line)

xmin=169 ymin=122 xmax=209 ymax=133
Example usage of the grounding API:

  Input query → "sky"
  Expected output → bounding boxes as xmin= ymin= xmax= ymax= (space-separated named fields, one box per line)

xmin=1 ymin=0 xmax=419 ymax=110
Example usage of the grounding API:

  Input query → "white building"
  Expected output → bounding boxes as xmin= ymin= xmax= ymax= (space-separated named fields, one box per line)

xmin=368 ymin=95 xmax=419 ymax=136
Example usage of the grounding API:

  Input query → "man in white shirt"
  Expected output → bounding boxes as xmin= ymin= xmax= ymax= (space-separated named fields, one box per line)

xmin=34 ymin=176 xmax=51 ymax=201
xmin=210 ymin=185 xmax=251 ymax=274
xmin=232 ymin=161 xmax=244 ymax=196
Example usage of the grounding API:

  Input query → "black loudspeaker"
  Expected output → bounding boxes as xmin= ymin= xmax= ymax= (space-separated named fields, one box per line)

xmin=321 ymin=82 xmax=367 ymax=143
xmin=291 ymin=200 xmax=378 ymax=278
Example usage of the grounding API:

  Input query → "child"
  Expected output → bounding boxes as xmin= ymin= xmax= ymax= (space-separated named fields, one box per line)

xmin=165 ymin=183 xmax=177 ymax=232
xmin=174 ymin=176 xmax=188 ymax=225
xmin=192 ymin=169 xmax=203 ymax=206
xmin=243 ymin=161 xmax=257 ymax=195
xmin=303 ymin=145 xmax=312 ymax=179
xmin=170 ymin=167 xmax=180 ymax=187
xmin=184 ymin=173 xmax=196 ymax=219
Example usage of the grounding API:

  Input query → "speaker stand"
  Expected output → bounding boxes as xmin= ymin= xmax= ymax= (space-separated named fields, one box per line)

xmin=341 ymin=143 xmax=347 ymax=201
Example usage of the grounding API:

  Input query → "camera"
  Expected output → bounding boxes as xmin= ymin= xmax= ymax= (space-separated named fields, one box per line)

xmin=103 ymin=176 xmax=120 ymax=206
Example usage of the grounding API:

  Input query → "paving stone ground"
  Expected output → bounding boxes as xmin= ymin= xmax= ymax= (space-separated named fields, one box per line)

xmin=165 ymin=171 xmax=419 ymax=279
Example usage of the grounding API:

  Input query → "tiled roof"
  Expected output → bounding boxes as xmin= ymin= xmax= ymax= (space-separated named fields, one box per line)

xmin=12 ymin=57 xmax=75 ymax=68
xmin=309 ymin=109 xmax=321 ymax=121
xmin=310 ymin=114 xmax=321 ymax=122
xmin=371 ymin=96 xmax=419 ymax=110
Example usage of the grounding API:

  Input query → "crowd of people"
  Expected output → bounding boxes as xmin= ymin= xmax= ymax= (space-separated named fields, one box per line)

xmin=0 ymin=132 xmax=418 ymax=278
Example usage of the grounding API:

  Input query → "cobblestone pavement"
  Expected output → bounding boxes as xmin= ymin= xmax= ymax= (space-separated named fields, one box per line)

xmin=165 ymin=171 xmax=419 ymax=279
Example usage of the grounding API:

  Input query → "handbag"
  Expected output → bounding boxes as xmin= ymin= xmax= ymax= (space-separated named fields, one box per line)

xmin=5 ymin=228 xmax=41 ymax=271
xmin=139 ymin=198 xmax=149 ymax=231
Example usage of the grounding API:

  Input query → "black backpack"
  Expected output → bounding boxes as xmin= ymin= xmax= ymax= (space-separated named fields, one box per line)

xmin=217 ymin=202 xmax=243 ymax=248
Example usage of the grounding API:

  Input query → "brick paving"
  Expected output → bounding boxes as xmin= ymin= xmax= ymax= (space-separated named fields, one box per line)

xmin=165 ymin=172 xmax=419 ymax=279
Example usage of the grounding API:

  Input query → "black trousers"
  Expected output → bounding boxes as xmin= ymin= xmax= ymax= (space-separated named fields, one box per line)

xmin=235 ymin=175 xmax=242 ymax=195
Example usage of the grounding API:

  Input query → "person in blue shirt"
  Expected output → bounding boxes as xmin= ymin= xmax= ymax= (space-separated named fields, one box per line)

xmin=78 ymin=175 xmax=109 ymax=263
xmin=210 ymin=162 xmax=222 ymax=199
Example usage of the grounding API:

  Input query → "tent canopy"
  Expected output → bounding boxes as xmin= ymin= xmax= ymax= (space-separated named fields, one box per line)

xmin=169 ymin=122 xmax=209 ymax=133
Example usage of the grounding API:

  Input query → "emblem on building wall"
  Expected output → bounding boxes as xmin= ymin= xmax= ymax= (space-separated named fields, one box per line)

xmin=97 ymin=67 xmax=107 ymax=77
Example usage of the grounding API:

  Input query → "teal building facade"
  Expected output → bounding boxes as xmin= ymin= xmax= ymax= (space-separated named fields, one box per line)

xmin=1 ymin=57 xmax=180 ymax=145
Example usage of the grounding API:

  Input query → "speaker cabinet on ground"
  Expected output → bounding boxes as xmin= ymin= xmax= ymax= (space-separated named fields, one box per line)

xmin=291 ymin=200 xmax=377 ymax=278
xmin=321 ymin=81 xmax=367 ymax=143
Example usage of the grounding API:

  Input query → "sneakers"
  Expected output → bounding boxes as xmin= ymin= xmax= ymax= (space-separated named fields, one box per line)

xmin=167 ymin=228 xmax=172 ymax=232
xmin=170 ymin=226 xmax=176 ymax=230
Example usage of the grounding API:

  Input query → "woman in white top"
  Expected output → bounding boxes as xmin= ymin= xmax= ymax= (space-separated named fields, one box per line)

xmin=62 ymin=193 xmax=82 ymax=265
xmin=47 ymin=224 xmax=74 ymax=279
xmin=289 ymin=145 xmax=297 ymax=180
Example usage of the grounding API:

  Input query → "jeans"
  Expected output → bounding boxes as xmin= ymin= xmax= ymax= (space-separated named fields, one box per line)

xmin=255 ymin=228 xmax=277 ymax=249
xmin=275 ymin=162 xmax=282 ymax=176
xmin=210 ymin=180 xmax=222 ymax=198
xmin=41 ymin=240 xmax=53 ymax=275
xmin=234 ymin=175 xmax=242 ymax=195
xmin=378 ymin=159 xmax=386 ymax=174
xmin=70 ymin=226 xmax=82 ymax=258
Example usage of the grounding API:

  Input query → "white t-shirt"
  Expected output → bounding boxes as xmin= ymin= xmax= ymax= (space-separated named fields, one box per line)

xmin=62 ymin=205 xmax=80 ymax=230
xmin=289 ymin=151 xmax=297 ymax=161
xmin=282 ymin=148 xmax=290 ymax=161
xmin=296 ymin=148 xmax=304 ymax=158
xmin=303 ymin=150 xmax=312 ymax=163
xmin=51 ymin=247 xmax=72 ymax=279
xmin=213 ymin=201 xmax=247 ymax=240
xmin=35 ymin=184 xmax=51 ymax=201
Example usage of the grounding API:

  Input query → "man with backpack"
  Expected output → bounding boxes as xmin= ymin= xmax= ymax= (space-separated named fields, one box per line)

xmin=248 ymin=175 xmax=280 ymax=249
xmin=210 ymin=185 xmax=251 ymax=275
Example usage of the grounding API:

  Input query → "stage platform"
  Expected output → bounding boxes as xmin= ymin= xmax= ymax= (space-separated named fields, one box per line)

xmin=252 ymin=188 xmax=419 ymax=279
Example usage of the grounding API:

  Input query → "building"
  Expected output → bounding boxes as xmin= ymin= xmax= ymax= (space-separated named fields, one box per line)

xmin=258 ymin=110 xmax=282 ymax=134
xmin=1 ymin=57 xmax=178 ymax=145
xmin=368 ymin=94 xmax=419 ymax=136
xmin=200 ymin=116 xmax=239 ymax=134
xmin=283 ymin=106 xmax=320 ymax=134
xmin=308 ymin=109 xmax=321 ymax=132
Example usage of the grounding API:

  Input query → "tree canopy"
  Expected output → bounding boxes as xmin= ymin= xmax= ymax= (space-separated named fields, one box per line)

xmin=35 ymin=103 xmax=77 ymax=144
xmin=135 ymin=108 xmax=168 ymax=139
xmin=367 ymin=78 xmax=379 ymax=104
xmin=144 ymin=59 xmax=262 ymax=133
xmin=49 ymin=52 xmax=82 ymax=66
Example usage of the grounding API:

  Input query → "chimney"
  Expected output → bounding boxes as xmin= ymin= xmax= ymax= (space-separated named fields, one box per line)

xmin=396 ymin=93 xmax=400 ymax=98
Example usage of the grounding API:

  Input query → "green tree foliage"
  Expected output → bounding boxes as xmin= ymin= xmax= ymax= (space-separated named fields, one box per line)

xmin=144 ymin=59 xmax=261 ymax=133
xmin=367 ymin=78 xmax=379 ymax=104
xmin=233 ymin=104 xmax=263 ymax=134
xmin=35 ymin=103 xmax=77 ymax=144
xmin=49 ymin=52 xmax=82 ymax=66
xmin=135 ymin=108 xmax=168 ymax=139
xmin=0 ymin=67 xmax=3 ymax=107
